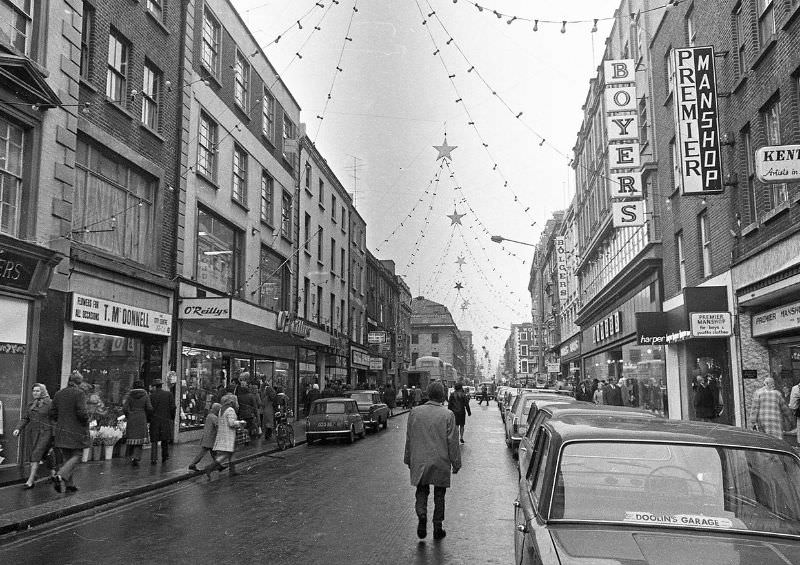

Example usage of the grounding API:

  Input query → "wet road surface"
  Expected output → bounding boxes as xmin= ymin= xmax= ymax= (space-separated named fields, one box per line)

xmin=0 ymin=402 xmax=516 ymax=564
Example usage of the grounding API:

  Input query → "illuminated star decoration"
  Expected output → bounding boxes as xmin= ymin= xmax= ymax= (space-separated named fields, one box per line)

xmin=461 ymin=300 xmax=470 ymax=310
xmin=455 ymin=255 xmax=466 ymax=268
xmin=447 ymin=209 xmax=466 ymax=225
xmin=454 ymin=281 xmax=464 ymax=290
xmin=433 ymin=137 xmax=458 ymax=161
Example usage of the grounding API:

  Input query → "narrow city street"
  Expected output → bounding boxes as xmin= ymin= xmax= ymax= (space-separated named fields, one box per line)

xmin=0 ymin=404 xmax=515 ymax=564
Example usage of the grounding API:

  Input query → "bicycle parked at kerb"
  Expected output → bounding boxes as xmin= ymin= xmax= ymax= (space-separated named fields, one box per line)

xmin=274 ymin=407 xmax=295 ymax=451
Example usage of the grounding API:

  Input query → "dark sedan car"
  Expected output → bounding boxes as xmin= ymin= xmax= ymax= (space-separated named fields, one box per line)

xmin=347 ymin=390 xmax=389 ymax=432
xmin=514 ymin=414 xmax=800 ymax=564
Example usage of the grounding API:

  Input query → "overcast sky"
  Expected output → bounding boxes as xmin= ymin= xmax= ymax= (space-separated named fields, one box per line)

xmin=234 ymin=0 xmax=621 ymax=367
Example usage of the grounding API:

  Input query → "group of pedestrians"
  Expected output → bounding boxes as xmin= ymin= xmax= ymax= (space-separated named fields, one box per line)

xmin=122 ymin=378 xmax=175 ymax=466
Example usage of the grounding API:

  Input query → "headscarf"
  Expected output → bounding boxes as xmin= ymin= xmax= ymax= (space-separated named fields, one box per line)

xmin=210 ymin=402 xmax=222 ymax=416
xmin=30 ymin=383 xmax=51 ymax=409
xmin=220 ymin=393 xmax=239 ymax=412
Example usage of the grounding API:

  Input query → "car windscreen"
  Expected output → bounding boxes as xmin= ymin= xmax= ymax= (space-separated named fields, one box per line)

xmin=350 ymin=393 xmax=372 ymax=403
xmin=312 ymin=402 xmax=346 ymax=414
xmin=550 ymin=441 xmax=800 ymax=536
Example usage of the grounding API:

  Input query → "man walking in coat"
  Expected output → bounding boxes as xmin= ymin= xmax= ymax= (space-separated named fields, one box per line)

xmin=149 ymin=378 xmax=175 ymax=464
xmin=404 ymin=381 xmax=461 ymax=541
xmin=50 ymin=371 xmax=90 ymax=493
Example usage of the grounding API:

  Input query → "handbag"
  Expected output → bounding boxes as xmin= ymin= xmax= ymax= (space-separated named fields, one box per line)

xmin=234 ymin=426 xmax=249 ymax=447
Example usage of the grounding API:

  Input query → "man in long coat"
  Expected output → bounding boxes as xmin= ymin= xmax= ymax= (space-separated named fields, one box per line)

xmin=149 ymin=378 xmax=175 ymax=464
xmin=50 ymin=371 xmax=90 ymax=492
xmin=404 ymin=381 xmax=461 ymax=541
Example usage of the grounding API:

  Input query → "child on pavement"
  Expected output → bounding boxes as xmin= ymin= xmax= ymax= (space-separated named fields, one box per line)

xmin=188 ymin=403 xmax=220 ymax=471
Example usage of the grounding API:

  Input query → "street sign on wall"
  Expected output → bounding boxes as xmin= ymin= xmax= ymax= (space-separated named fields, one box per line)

xmin=367 ymin=331 xmax=387 ymax=344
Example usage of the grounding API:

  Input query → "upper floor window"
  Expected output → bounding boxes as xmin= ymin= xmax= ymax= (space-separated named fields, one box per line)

xmin=733 ymin=4 xmax=747 ymax=78
xmin=305 ymin=162 xmax=311 ymax=190
xmin=260 ymin=171 xmax=273 ymax=225
xmin=304 ymin=213 xmax=311 ymax=251
xmin=0 ymin=118 xmax=24 ymax=237
xmin=74 ymin=138 xmax=156 ymax=266
xmin=665 ymin=47 xmax=674 ymax=95
xmin=329 ymin=237 xmax=336 ymax=274
xmin=411 ymin=334 xmax=419 ymax=344
xmin=670 ymin=139 xmax=680 ymax=193
xmin=146 ymin=0 xmax=163 ymax=21
xmin=520 ymin=344 xmax=529 ymax=357
xmin=232 ymin=144 xmax=247 ymax=205
xmin=331 ymin=194 xmax=337 ymax=220
xmin=519 ymin=331 xmax=528 ymax=341
xmin=318 ymin=179 xmax=324 ymax=204
xmin=259 ymin=246 xmax=289 ymax=311
xmin=317 ymin=226 xmax=324 ymax=261
xmin=698 ymin=213 xmax=712 ymax=278
xmin=234 ymin=50 xmax=250 ymax=111
xmin=341 ymin=206 xmax=346 ymax=229
xmin=201 ymin=8 xmax=221 ymax=77
xmin=1 ymin=0 xmax=33 ymax=54
xmin=742 ymin=127 xmax=757 ymax=222
xmin=141 ymin=61 xmax=161 ymax=131
xmin=282 ymin=115 xmax=295 ymax=162
xmin=280 ymin=190 xmax=292 ymax=239
xmin=106 ymin=30 xmax=129 ymax=105
xmin=197 ymin=112 xmax=217 ymax=180
xmin=758 ymin=0 xmax=776 ymax=46
xmin=431 ymin=332 xmax=439 ymax=344
xmin=196 ymin=208 xmax=242 ymax=295
xmin=686 ymin=9 xmax=696 ymax=46
xmin=676 ymin=231 xmax=686 ymax=289
xmin=80 ymin=3 xmax=94 ymax=80
xmin=762 ymin=98 xmax=788 ymax=207
xmin=262 ymin=88 xmax=275 ymax=142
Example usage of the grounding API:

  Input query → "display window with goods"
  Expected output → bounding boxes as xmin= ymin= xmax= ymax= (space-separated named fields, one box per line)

xmin=682 ymin=340 xmax=733 ymax=426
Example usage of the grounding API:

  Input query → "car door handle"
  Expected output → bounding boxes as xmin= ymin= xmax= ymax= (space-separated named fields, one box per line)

xmin=513 ymin=499 xmax=520 ymax=508
xmin=516 ymin=523 xmax=528 ymax=533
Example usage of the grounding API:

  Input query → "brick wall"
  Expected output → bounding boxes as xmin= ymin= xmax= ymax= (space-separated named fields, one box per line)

xmin=77 ymin=0 xmax=182 ymax=277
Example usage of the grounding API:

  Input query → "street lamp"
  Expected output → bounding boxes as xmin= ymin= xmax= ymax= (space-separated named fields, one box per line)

xmin=490 ymin=235 xmax=536 ymax=247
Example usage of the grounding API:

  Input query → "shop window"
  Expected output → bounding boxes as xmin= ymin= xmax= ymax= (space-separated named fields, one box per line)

xmin=195 ymin=208 xmax=242 ymax=295
xmin=180 ymin=346 xmax=224 ymax=429
xmin=73 ymin=329 xmax=163 ymax=421
xmin=74 ymin=138 xmax=156 ymax=266
xmin=686 ymin=346 xmax=732 ymax=426
xmin=0 ymin=117 xmax=24 ymax=237
xmin=258 ymin=245 xmax=289 ymax=311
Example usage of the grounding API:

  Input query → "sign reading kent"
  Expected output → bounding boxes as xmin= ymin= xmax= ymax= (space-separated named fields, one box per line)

xmin=754 ymin=145 xmax=800 ymax=183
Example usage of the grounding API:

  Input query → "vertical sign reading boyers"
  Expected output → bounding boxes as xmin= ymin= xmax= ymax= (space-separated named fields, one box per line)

xmin=672 ymin=46 xmax=723 ymax=194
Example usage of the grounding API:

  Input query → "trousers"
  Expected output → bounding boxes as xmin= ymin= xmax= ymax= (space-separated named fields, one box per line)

xmin=415 ymin=484 xmax=446 ymax=524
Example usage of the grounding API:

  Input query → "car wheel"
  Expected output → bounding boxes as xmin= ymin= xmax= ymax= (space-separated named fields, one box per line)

xmin=307 ymin=435 xmax=315 ymax=446
xmin=348 ymin=426 xmax=355 ymax=444
xmin=359 ymin=426 xmax=366 ymax=439
xmin=382 ymin=418 xmax=388 ymax=430
xmin=505 ymin=435 xmax=511 ymax=448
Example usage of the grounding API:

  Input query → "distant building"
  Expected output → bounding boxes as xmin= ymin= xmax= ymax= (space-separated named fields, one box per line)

xmin=410 ymin=296 xmax=467 ymax=379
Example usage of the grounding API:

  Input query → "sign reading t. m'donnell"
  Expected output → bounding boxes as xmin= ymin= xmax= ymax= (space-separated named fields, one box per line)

xmin=672 ymin=46 xmax=723 ymax=195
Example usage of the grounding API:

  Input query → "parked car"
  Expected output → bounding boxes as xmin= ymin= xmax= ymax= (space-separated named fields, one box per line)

xmin=514 ymin=414 xmax=800 ymax=564
xmin=347 ymin=390 xmax=389 ymax=432
xmin=505 ymin=391 xmax=574 ymax=458
xmin=305 ymin=398 xmax=366 ymax=444
xmin=518 ymin=402 xmax=660 ymax=479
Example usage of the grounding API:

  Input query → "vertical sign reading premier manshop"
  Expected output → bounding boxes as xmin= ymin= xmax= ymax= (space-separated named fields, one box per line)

xmin=672 ymin=46 xmax=723 ymax=194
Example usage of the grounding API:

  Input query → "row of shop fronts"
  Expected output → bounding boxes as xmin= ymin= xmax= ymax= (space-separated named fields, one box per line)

xmin=0 ymin=235 xmax=384 ymax=468
xmin=548 ymin=249 xmax=800 ymax=430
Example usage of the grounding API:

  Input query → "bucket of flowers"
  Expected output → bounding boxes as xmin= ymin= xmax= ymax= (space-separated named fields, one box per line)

xmin=98 ymin=425 xmax=123 ymax=460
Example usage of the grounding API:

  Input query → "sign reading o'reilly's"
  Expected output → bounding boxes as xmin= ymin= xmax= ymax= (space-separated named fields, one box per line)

xmin=71 ymin=293 xmax=172 ymax=336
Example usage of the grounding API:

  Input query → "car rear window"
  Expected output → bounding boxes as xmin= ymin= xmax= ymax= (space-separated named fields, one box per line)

xmin=312 ymin=402 xmax=346 ymax=415
xmin=350 ymin=393 xmax=372 ymax=403
xmin=550 ymin=441 xmax=800 ymax=536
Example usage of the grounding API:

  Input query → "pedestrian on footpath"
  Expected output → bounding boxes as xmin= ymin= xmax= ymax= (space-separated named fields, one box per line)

xmin=260 ymin=381 xmax=277 ymax=440
xmin=50 ymin=371 xmax=90 ymax=493
xmin=593 ymin=380 xmax=606 ymax=405
xmin=751 ymin=377 xmax=792 ymax=439
xmin=477 ymin=384 xmax=489 ymax=406
xmin=205 ymin=393 xmax=245 ymax=477
xmin=447 ymin=382 xmax=471 ymax=444
xmin=13 ymin=383 xmax=56 ymax=489
xmin=149 ymin=378 xmax=175 ymax=465
xmin=404 ymin=381 xmax=461 ymax=541
xmin=402 ymin=385 xmax=409 ymax=409
xmin=188 ymin=402 xmax=220 ymax=471
xmin=789 ymin=381 xmax=800 ymax=442
xmin=123 ymin=380 xmax=153 ymax=467
xmin=413 ymin=386 xmax=422 ymax=407
xmin=384 ymin=382 xmax=396 ymax=416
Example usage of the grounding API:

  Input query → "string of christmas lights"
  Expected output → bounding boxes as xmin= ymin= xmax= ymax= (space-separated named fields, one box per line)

xmin=314 ymin=0 xmax=360 ymax=142
xmin=404 ymin=168 xmax=444 ymax=270
xmin=254 ymin=0 xmax=334 ymax=50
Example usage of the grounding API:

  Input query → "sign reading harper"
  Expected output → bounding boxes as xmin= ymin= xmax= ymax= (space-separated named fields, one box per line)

xmin=72 ymin=293 xmax=172 ymax=336
xmin=672 ymin=46 xmax=723 ymax=194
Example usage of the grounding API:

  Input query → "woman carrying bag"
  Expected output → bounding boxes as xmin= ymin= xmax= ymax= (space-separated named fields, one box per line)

xmin=13 ymin=383 xmax=56 ymax=489
xmin=123 ymin=380 xmax=153 ymax=467
xmin=204 ymin=393 xmax=245 ymax=477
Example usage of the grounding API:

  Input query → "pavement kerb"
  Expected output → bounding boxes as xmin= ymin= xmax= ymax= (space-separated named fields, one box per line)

xmin=0 ymin=409 xmax=410 ymax=537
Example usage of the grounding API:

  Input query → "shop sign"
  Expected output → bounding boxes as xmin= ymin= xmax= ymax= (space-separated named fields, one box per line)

xmin=368 ymin=331 xmax=387 ymax=344
xmin=554 ymin=237 xmax=568 ymax=303
xmin=593 ymin=312 xmax=622 ymax=344
xmin=665 ymin=330 xmax=692 ymax=343
xmin=690 ymin=312 xmax=732 ymax=338
xmin=0 ymin=246 xmax=38 ymax=291
xmin=754 ymin=145 xmax=800 ymax=183
xmin=636 ymin=312 xmax=668 ymax=346
xmin=560 ymin=336 xmax=580 ymax=358
xmin=612 ymin=200 xmax=647 ymax=228
xmin=671 ymin=46 xmax=723 ymax=194
xmin=72 ymin=294 xmax=172 ymax=336
xmin=352 ymin=349 xmax=370 ymax=368
xmin=547 ymin=362 xmax=560 ymax=373
xmin=276 ymin=311 xmax=311 ymax=338
xmin=0 ymin=342 xmax=25 ymax=354
xmin=369 ymin=357 xmax=384 ymax=370
xmin=742 ymin=369 xmax=758 ymax=379
xmin=752 ymin=301 xmax=800 ymax=338
xmin=609 ymin=171 xmax=643 ymax=199
xmin=179 ymin=297 xmax=230 ymax=319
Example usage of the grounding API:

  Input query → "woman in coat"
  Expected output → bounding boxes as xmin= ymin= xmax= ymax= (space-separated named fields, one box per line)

xmin=123 ymin=380 xmax=153 ymax=467
xmin=13 ymin=383 xmax=55 ymax=488
xmin=188 ymin=402 xmax=220 ymax=471
xmin=205 ymin=393 xmax=244 ymax=477
xmin=260 ymin=382 xmax=277 ymax=440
